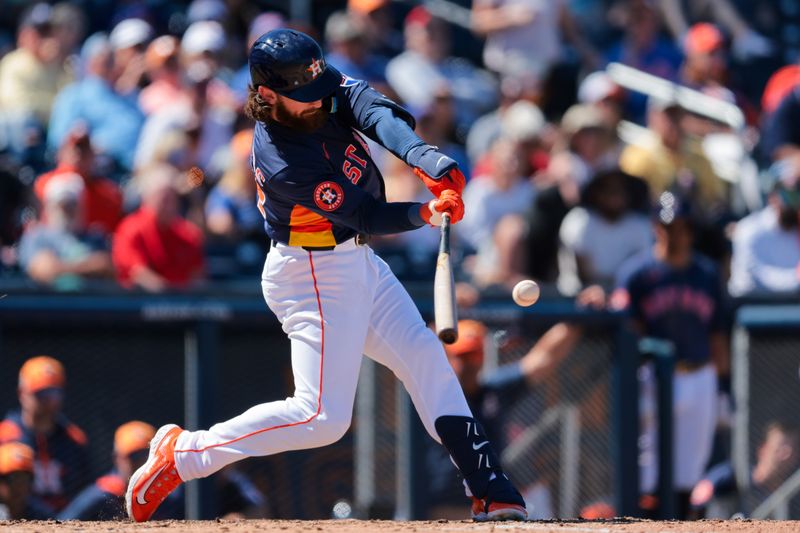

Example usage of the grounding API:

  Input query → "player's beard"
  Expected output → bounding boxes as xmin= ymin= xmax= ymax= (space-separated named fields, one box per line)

xmin=272 ymin=99 xmax=329 ymax=133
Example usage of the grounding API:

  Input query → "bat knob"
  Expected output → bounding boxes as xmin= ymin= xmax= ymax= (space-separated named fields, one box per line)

xmin=439 ymin=329 xmax=458 ymax=345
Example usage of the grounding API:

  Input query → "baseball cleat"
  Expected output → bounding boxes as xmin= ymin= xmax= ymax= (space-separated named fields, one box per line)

xmin=471 ymin=496 xmax=528 ymax=522
xmin=126 ymin=424 xmax=184 ymax=522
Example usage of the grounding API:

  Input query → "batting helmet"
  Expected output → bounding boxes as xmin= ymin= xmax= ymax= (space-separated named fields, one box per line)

xmin=249 ymin=29 xmax=341 ymax=103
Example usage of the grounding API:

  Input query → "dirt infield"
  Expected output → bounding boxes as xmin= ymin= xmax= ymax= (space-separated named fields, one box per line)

xmin=3 ymin=519 xmax=799 ymax=532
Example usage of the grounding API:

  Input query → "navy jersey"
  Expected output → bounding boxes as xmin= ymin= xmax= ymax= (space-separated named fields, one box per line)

xmin=613 ymin=251 xmax=725 ymax=363
xmin=252 ymin=75 xmax=427 ymax=248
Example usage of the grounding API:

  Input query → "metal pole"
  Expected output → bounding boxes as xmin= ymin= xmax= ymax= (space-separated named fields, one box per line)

xmin=613 ymin=325 xmax=640 ymax=517
xmin=184 ymin=321 xmax=219 ymax=519
xmin=650 ymin=342 xmax=675 ymax=520
xmin=355 ymin=358 xmax=377 ymax=517
xmin=394 ymin=388 xmax=427 ymax=519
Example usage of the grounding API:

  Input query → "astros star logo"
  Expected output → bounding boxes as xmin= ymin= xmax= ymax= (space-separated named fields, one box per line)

xmin=314 ymin=181 xmax=344 ymax=212
xmin=307 ymin=58 xmax=324 ymax=79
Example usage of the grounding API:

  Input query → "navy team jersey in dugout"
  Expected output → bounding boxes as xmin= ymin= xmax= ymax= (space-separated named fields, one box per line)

xmin=252 ymin=75 xmax=425 ymax=248
xmin=613 ymin=251 xmax=725 ymax=363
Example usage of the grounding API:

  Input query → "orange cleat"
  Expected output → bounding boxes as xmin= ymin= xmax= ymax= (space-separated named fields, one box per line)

xmin=471 ymin=496 xmax=527 ymax=522
xmin=126 ymin=424 xmax=184 ymax=522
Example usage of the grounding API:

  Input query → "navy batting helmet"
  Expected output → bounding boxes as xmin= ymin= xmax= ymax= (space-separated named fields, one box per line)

xmin=249 ymin=29 xmax=341 ymax=103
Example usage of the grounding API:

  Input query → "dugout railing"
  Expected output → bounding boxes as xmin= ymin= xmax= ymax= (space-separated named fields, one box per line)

xmin=0 ymin=285 xmax=797 ymax=520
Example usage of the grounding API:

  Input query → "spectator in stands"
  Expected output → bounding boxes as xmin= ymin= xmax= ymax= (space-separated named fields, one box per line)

xmin=205 ymin=130 xmax=262 ymax=240
xmin=134 ymin=20 xmax=236 ymax=175
xmin=458 ymin=137 xmax=537 ymax=288
xmin=619 ymin=96 xmax=726 ymax=215
xmin=108 ymin=18 xmax=153 ymax=97
xmin=386 ymin=6 xmax=497 ymax=136
xmin=325 ymin=10 xmax=390 ymax=93
xmin=0 ymin=442 xmax=54 ymax=520
xmin=605 ymin=0 xmax=683 ymax=122
xmin=139 ymin=36 xmax=189 ymax=116
xmin=414 ymin=86 xmax=470 ymax=179
xmin=229 ymin=12 xmax=287 ymax=103
xmin=19 ymin=173 xmax=114 ymax=289
xmin=611 ymin=192 xmax=728 ymax=519
xmin=51 ymin=2 xmax=88 ymax=67
xmin=34 ymin=126 xmax=123 ymax=236
xmin=47 ymin=32 xmax=145 ymax=174
xmin=59 ymin=421 xmax=182 ymax=520
xmin=347 ymin=0 xmax=403 ymax=58
xmin=0 ymin=3 xmax=70 ymax=125
xmin=558 ymin=104 xmax=619 ymax=176
xmin=691 ymin=421 xmax=800 ymax=518
xmin=729 ymin=163 xmax=800 ymax=296
xmin=558 ymin=168 xmax=652 ymax=295
xmin=680 ymin=23 xmax=728 ymax=93
xmin=466 ymin=74 xmax=542 ymax=167
xmin=113 ymin=164 xmax=205 ymax=292
xmin=0 ymin=356 xmax=90 ymax=512
xmin=761 ymin=87 xmax=800 ymax=164
xmin=577 ymin=71 xmax=625 ymax=137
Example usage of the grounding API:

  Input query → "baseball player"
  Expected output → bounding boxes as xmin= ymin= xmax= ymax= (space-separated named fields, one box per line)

xmin=127 ymin=29 xmax=526 ymax=522
xmin=610 ymin=191 xmax=729 ymax=519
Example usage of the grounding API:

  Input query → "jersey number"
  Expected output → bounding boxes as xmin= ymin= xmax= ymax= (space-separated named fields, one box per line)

xmin=342 ymin=144 xmax=367 ymax=184
xmin=255 ymin=167 xmax=267 ymax=220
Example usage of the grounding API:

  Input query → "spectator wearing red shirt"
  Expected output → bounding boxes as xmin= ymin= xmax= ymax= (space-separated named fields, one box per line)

xmin=113 ymin=164 xmax=205 ymax=292
xmin=34 ymin=127 xmax=122 ymax=235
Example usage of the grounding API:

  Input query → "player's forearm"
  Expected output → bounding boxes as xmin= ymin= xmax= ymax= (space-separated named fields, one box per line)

xmin=356 ymin=201 xmax=426 ymax=235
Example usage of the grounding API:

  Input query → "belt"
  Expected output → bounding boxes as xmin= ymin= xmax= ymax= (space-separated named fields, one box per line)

xmin=271 ymin=234 xmax=370 ymax=252
xmin=674 ymin=359 xmax=710 ymax=373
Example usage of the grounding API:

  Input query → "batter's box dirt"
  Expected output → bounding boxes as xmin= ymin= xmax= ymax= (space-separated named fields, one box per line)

xmin=1 ymin=519 xmax=798 ymax=532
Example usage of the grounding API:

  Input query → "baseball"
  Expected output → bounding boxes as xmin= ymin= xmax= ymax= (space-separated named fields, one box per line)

xmin=512 ymin=280 xmax=540 ymax=307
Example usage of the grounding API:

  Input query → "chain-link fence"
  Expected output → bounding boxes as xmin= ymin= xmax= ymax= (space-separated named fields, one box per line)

xmin=733 ymin=306 xmax=800 ymax=519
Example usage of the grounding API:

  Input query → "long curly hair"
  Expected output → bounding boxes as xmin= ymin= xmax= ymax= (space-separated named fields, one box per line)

xmin=244 ymin=85 xmax=272 ymax=123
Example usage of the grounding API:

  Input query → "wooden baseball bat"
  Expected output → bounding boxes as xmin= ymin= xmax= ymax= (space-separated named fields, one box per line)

xmin=435 ymin=212 xmax=458 ymax=344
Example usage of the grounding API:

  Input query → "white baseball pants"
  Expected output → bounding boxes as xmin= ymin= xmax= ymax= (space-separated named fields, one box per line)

xmin=174 ymin=239 xmax=472 ymax=481
xmin=638 ymin=362 xmax=718 ymax=493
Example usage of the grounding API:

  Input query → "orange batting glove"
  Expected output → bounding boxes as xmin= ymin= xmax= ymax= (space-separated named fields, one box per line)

xmin=413 ymin=166 xmax=466 ymax=198
xmin=419 ymin=189 xmax=465 ymax=226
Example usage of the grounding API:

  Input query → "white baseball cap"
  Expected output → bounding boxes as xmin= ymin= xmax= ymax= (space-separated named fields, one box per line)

xmin=502 ymin=101 xmax=545 ymax=142
xmin=578 ymin=71 xmax=619 ymax=104
xmin=182 ymin=20 xmax=226 ymax=55
xmin=44 ymin=173 xmax=85 ymax=204
xmin=109 ymin=18 xmax=154 ymax=50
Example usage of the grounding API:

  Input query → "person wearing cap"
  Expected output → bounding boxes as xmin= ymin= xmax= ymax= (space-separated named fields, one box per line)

xmin=385 ymin=6 xmax=497 ymax=136
xmin=228 ymin=11 xmax=288 ymax=103
xmin=18 ymin=171 xmax=114 ymax=288
xmin=112 ymin=164 xmax=205 ymax=292
xmin=47 ymin=32 xmax=145 ymax=174
xmin=347 ymin=0 xmax=403 ymax=58
xmin=34 ymin=125 xmax=123 ymax=236
xmin=558 ymin=167 xmax=652 ymax=295
xmin=609 ymin=191 xmax=729 ymax=519
xmin=0 ymin=2 xmax=71 ymax=125
xmin=729 ymin=161 xmax=800 ymax=296
xmin=58 ymin=421 xmax=182 ymax=520
xmin=0 ymin=356 xmax=91 ymax=512
xmin=108 ymin=18 xmax=153 ymax=96
xmin=0 ymin=442 xmax=55 ymax=520
xmin=139 ymin=35 xmax=190 ymax=116
xmin=619 ymin=95 xmax=726 ymax=213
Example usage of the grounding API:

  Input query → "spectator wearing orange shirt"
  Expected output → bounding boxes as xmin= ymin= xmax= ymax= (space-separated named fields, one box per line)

xmin=113 ymin=164 xmax=205 ymax=292
xmin=0 ymin=356 xmax=90 ymax=512
xmin=34 ymin=126 xmax=122 ymax=235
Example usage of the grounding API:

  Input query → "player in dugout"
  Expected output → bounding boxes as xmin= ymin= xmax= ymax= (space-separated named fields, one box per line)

xmin=0 ymin=442 xmax=54 ymax=519
xmin=125 ymin=28 xmax=527 ymax=523
xmin=0 ymin=356 xmax=90 ymax=512
xmin=59 ymin=421 xmax=182 ymax=520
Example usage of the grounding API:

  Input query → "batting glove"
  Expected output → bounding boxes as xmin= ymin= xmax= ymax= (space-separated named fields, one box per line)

xmin=420 ymin=189 xmax=465 ymax=226
xmin=408 ymin=146 xmax=466 ymax=197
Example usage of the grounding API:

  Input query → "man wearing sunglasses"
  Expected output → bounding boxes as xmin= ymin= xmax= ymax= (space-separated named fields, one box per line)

xmin=0 ymin=356 xmax=90 ymax=512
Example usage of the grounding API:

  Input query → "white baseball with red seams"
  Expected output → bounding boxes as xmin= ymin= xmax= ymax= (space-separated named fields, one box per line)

xmin=172 ymin=239 xmax=472 ymax=481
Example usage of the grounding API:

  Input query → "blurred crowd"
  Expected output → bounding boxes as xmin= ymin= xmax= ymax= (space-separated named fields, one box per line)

xmin=0 ymin=0 xmax=799 ymax=523
xmin=0 ymin=0 xmax=796 ymax=298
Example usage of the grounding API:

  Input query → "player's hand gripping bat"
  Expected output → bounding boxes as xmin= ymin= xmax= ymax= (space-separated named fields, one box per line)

xmin=435 ymin=213 xmax=458 ymax=344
